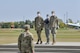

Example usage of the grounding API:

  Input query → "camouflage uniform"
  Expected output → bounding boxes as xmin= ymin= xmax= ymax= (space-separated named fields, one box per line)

xmin=18 ymin=25 xmax=34 ymax=53
xmin=35 ymin=12 xmax=44 ymax=44
xmin=49 ymin=11 xmax=59 ymax=44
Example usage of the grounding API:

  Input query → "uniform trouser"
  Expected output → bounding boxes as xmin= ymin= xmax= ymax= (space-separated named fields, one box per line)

xmin=21 ymin=47 xmax=32 ymax=53
xmin=21 ymin=50 xmax=32 ymax=53
xmin=51 ymin=27 xmax=57 ymax=42
xmin=45 ymin=28 xmax=50 ymax=43
xmin=36 ymin=30 xmax=42 ymax=43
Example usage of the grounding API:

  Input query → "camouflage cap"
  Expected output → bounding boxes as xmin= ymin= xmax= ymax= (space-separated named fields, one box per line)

xmin=24 ymin=25 xmax=30 ymax=30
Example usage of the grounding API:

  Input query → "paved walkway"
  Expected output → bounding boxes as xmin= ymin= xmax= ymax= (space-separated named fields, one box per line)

xmin=2 ymin=42 xmax=80 ymax=46
xmin=0 ymin=42 xmax=80 ymax=53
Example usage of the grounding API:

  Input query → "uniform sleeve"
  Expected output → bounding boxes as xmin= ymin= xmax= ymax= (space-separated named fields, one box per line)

xmin=56 ymin=16 xmax=59 ymax=26
xmin=41 ymin=17 xmax=44 ymax=29
xmin=30 ymin=33 xmax=34 ymax=53
xmin=30 ymin=33 xmax=34 ymax=40
xmin=35 ymin=17 xmax=37 ymax=30
xmin=18 ymin=33 xmax=22 ymax=51
xmin=49 ymin=16 xmax=52 ymax=29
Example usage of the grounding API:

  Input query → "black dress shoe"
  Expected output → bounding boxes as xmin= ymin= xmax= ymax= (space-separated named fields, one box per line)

xmin=36 ymin=42 xmax=39 ymax=44
xmin=40 ymin=41 xmax=42 ymax=44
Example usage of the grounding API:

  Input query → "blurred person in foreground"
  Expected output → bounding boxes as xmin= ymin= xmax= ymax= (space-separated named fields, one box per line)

xmin=18 ymin=24 xmax=34 ymax=53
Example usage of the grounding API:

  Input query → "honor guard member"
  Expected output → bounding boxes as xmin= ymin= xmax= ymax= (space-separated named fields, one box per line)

xmin=44 ymin=14 xmax=50 ymax=44
xmin=49 ymin=11 xmax=59 ymax=45
xmin=18 ymin=25 xmax=34 ymax=53
xmin=35 ymin=11 xmax=44 ymax=44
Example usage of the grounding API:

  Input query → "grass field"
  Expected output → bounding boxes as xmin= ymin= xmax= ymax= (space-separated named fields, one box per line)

xmin=0 ymin=28 xmax=80 ymax=44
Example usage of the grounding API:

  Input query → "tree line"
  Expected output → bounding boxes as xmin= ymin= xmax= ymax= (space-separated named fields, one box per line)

xmin=0 ymin=18 xmax=75 ymax=29
xmin=0 ymin=20 xmax=34 ymax=28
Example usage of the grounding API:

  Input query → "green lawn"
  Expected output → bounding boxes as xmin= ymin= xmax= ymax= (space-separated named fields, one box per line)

xmin=0 ymin=28 xmax=80 ymax=44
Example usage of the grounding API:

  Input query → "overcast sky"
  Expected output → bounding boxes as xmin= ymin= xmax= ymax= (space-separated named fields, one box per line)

xmin=0 ymin=0 xmax=80 ymax=22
